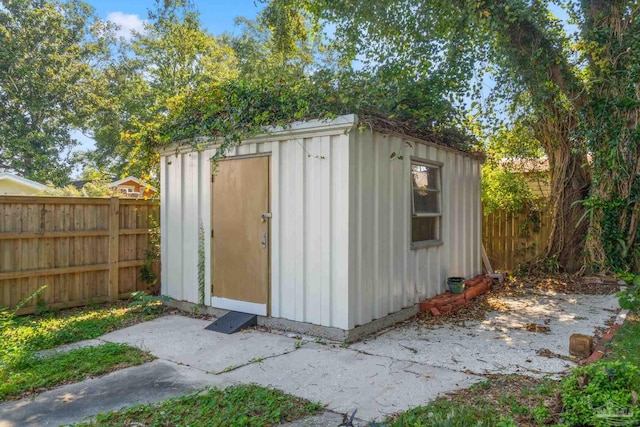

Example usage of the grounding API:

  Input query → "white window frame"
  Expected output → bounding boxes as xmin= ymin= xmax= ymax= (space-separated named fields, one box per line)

xmin=410 ymin=158 xmax=443 ymax=249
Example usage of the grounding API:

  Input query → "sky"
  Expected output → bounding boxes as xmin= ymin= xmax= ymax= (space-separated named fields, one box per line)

xmin=88 ymin=0 xmax=262 ymax=38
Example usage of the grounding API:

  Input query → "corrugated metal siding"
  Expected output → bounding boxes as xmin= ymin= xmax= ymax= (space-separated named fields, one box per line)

xmin=270 ymin=134 xmax=351 ymax=329
xmin=161 ymin=130 xmax=353 ymax=330
xmin=160 ymin=116 xmax=481 ymax=331
xmin=161 ymin=142 xmax=272 ymax=305
xmin=348 ymin=130 xmax=482 ymax=329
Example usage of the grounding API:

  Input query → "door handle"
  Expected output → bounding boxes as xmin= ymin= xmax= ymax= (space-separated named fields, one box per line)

xmin=261 ymin=232 xmax=267 ymax=249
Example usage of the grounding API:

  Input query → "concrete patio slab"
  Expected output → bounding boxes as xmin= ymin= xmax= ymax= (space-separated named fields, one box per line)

xmin=34 ymin=339 xmax=102 ymax=359
xmin=1 ymin=291 xmax=621 ymax=426
xmin=100 ymin=314 xmax=298 ymax=374
xmin=0 ymin=359 xmax=234 ymax=427
xmin=220 ymin=343 xmax=481 ymax=422
xmin=350 ymin=293 xmax=620 ymax=377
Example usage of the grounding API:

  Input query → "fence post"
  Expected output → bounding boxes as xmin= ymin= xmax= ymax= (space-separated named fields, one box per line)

xmin=108 ymin=197 xmax=120 ymax=301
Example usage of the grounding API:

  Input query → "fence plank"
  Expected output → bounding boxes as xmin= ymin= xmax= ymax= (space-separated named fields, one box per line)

xmin=108 ymin=197 xmax=120 ymax=301
xmin=482 ymin=204 xmax=552 ymax=271
xmin=0 ymin=195 xmax=159 ymax=311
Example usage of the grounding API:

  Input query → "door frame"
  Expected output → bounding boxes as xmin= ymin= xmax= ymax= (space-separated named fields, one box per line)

xmin=210 ymin=153 xmax=271 ymax=316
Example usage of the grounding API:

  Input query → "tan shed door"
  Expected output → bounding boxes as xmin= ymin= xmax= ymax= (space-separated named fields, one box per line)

xmin=211 ymin=156 xmax=269 ymax=315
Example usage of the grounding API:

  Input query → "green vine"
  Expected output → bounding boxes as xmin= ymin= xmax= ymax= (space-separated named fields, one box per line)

xmin=139 ymin=214 xmax=160 ymax=293
xmin=198 ymin=221 xmax=205 ymax=305
xmin=132 ymin=70 xmax=478 ymax=163
xmin=575 ymin=1 xmax=640 ymax=272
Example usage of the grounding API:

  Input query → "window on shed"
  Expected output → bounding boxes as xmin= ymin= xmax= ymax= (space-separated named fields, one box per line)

xmin=411 ymin=162 xmax=441 ymax=243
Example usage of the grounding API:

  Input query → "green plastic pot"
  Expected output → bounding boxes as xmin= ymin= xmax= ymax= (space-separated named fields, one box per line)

xmin=447 ymin=277 xmax=465 ymax=294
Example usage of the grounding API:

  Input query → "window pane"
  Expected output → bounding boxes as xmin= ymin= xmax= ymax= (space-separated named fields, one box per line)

xmin=412 ymin=216 xmax=438 ymax=242
xmin=413 ymin=189 xmax=439 ymax=214
xmin=412 ymin=164 xmax=439 ymax=190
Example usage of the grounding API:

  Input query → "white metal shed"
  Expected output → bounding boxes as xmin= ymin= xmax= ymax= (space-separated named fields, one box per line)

xmin=160 ymin=114 xmax=483 ymax=339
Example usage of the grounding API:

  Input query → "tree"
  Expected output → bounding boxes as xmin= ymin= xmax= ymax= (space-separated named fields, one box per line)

xmin=85 ymin=0 xmax=238 ymax=180
xmin=575 ymin=1 xmax=640 ymax=271
xmin=0 ymin=0 xmax=113 ymax=185
xmin=279 ymin=0 xmax=640 ymax=272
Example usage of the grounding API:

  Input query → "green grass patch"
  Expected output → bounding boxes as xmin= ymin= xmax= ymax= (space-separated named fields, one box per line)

xmin=0 ymin=343 xmax=153 ymax=401
xmin=72 ymin=384 xmax=322 ymax=427
xmin=606 ymin=311 xmax=640 ymax=367
xmin=384 ymin=398 xmax=508 ymax=426
xmin=0 ymin=301 xmax=162 ymax=401
xmin=0 ymin=301 xmax=162 ymax=367
xmin=384 ymin=376 xmax=560 ymax=427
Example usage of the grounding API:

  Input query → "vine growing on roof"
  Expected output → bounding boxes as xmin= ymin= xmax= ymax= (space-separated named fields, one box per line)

xmin=132 ymin=69 xmax=478 ymax=164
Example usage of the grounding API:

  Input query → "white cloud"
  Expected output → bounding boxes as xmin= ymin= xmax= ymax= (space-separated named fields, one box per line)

xmin=107 ymin=12 xmax=145 ymax=40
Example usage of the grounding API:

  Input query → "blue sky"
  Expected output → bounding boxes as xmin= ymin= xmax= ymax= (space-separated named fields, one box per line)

xmin=87 ymin=0 xmax=263 ymax=37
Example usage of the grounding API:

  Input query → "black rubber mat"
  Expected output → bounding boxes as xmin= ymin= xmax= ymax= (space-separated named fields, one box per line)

xmin=204 ymin=311 xmax=257 ymax=334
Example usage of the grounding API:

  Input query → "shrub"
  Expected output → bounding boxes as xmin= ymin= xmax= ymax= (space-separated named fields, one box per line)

xmin=559 ymin=361 xmax=640 ymax=426
xmin=617 ymin=273 xmax=640 ymax=312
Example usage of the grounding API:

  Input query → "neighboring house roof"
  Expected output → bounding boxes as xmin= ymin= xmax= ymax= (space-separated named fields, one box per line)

xmin=68 ymin=179 xmax=93 ymax=190
xmin=0 ymin=172 xmax=47 ymax=192
xmin=108 ymin=176 xmax=157 ymax=192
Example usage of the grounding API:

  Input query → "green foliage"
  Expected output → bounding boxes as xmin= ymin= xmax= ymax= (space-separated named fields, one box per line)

xmin=87 ymin=0 xmax=239 ymax=182
xmin=573 ymin=1 xmax=640 ymax=272
xmin=481 ymin=122 xmax=547 ymax=215
xmin=559 ymin=361 xmax=640 ymax=427
xmin=294 ymin=0 xmax=640 ymax=271
xmin=385 ymin=398 xmax=512 ymax=427
xmin=0 ymin=285 xmax=46 ymax=323
xmin=128 ymin=291 xmax=168 ymax=315
xmin=617 ymin=274 xmax=640 ymax=312
xmin=1 ymin=303 xmax=159 ymax=366
xmin=198 ymin=221 xmax=205 ymax=305
xmin=606 ymin=311 xmax=640 ymax=368
xmin=72 ymin=384 xmax=322 ymax=426
xmin=144 ymin=69 xmax=471 ymax=162
xmin=38 ymin=181 xmax=113 ymax=197
xmin=0 ymin=0 xmax=114 ymax=185
xmin=0 ymin=343 xmax=152 ymax=401
xmin=139 ymin=215 xmax=160 ymax=290
xmin=0 ymin=303 xmax=159 ymax=401
xmin=481 ymin=166 xmax=539 ymax=215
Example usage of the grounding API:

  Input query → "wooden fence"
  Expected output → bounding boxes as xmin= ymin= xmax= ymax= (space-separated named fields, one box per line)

xmin=0 ymin=196 xmax=159 ymax=314
xmin=482 ymin=205 xmax=553 ymax=271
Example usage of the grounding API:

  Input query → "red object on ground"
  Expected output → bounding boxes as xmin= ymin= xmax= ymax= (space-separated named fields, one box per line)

xmin=586 ymin=322 xmax=625 ymax=364
xmin=418 ymin=275 xmax=494 ymax=316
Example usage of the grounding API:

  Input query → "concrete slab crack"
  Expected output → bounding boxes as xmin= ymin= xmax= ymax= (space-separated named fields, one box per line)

xmin=214 ymin=347 xmax=300 ymax=375
xmin=346 ymin=346 xmax=484 ymax=379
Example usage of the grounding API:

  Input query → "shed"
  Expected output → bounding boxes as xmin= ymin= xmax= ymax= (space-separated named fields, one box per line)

xmin=159 ymin=114 xmax=483 ymax=340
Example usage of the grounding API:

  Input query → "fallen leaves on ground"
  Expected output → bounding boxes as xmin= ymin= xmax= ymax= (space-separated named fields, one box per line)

xmin=412 ymin=273 xmax=620 ymax=326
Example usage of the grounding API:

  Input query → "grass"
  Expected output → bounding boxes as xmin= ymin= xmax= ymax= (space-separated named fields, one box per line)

xmin=0 ymin=301 xmax=162 ymax=401
xmin=72 ymin=384 xmax=323 ymax=427
xmin=0 ymin=343 xmax=154 ymax=400
xmin=606 ymin=311 xmax=640 ymax=367
xmin=384 ymin=375 xmax=559 ymax=426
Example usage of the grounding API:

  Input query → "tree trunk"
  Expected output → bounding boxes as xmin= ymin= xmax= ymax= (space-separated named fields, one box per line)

xmin=545 ymin=146 xmax=590 ymax=272
xmin=485 ymin=3 xmax=591 ymax=271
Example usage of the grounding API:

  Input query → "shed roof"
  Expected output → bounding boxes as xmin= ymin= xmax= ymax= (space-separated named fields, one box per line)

xmin=161 ymin=114 xmax=484 ymax=160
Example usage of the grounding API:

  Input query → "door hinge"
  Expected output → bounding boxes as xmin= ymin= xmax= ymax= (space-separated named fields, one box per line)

xmin=211 ymin=229 xmax=214 ymax=239
xmin=211 ymin=175 xmax=214 ymax=183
